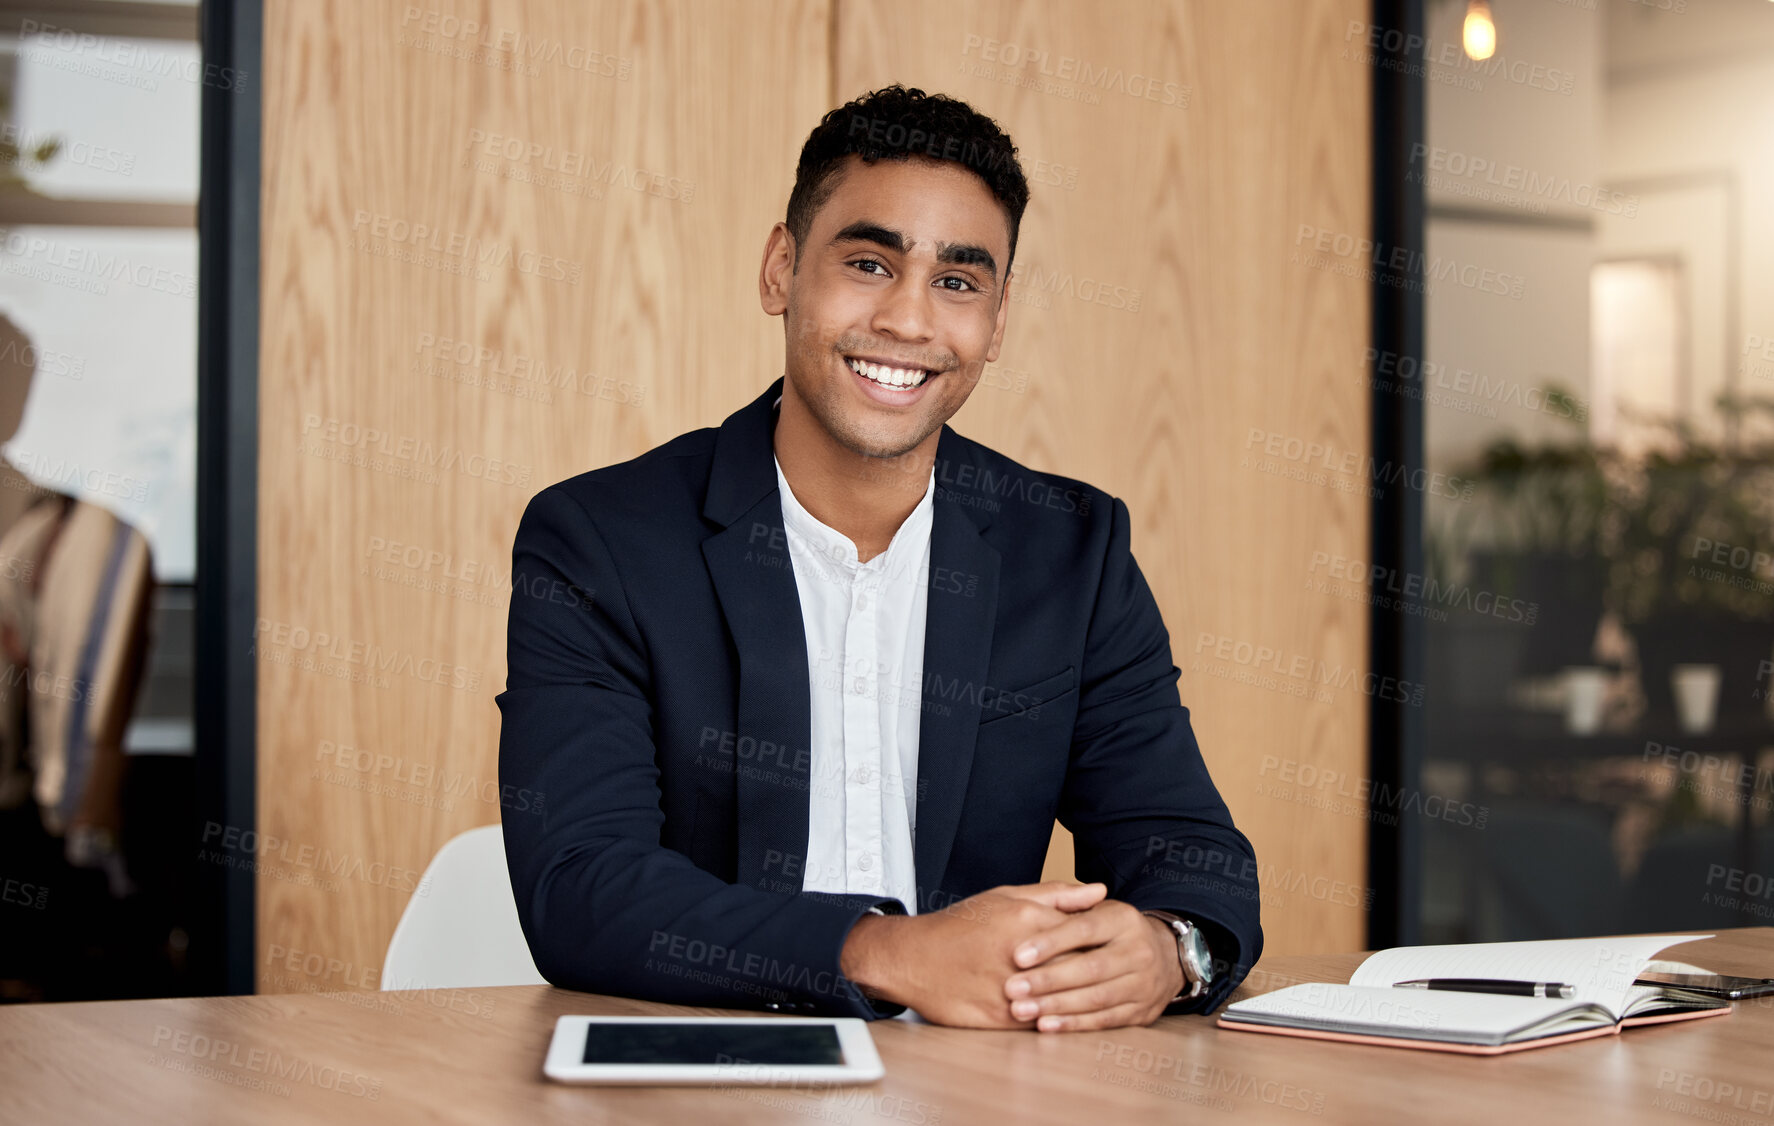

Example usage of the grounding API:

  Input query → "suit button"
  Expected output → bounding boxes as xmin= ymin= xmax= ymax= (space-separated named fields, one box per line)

xmin=766 ymin=1002 xmax=782 ymax=1011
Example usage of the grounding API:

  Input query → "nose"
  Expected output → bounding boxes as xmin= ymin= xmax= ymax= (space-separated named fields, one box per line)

xmin=868 ymin=273 xmax=936 ymax=349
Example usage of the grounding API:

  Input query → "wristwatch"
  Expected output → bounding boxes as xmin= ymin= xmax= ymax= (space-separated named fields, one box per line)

xmin=1140 ymin=910 xmax=1214 ymax=1002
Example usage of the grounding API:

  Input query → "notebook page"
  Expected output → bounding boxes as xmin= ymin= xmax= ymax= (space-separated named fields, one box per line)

xmin=1347 ymin=934 xmax=1714 ymax=1018
xmin=1616 ymin=983 xmax=1724 ymax=1017
xmin=1621 ymin=962 xmax=1733 ymax=1017
xmin=1223 ymin=984 xmax=1613 ymax=1046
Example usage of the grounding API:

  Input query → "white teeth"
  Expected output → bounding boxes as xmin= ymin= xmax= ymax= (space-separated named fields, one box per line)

xmin=847 ymin=356 xmax=928 ymax=389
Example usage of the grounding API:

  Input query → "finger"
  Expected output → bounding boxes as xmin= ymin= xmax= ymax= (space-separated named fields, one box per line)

xmin=1006 ymin=946 xmax=1137 ymax=1000
xmin=998 ymin=881 xmax=1106 ymax=912
xmin=1047 ymin=882 xmax=1108 ymax=912
xmin=1009 ymin=971 xmax=1144 ymax=1021
xmin=1005 ymin=949 xmax=1082 ymax=1001
xmin=1036 ymin=1001 xmax=1151 ymax=1033
xmin=1012 ymin=909 xmax=1117 ymax=968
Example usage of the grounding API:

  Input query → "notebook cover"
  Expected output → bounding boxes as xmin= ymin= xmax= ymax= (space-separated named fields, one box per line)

xmin=1213 ymin=1018 xmax=1621 ymax=1055
xmin=1618 ymin=1004 xmax=1732 ymax=1029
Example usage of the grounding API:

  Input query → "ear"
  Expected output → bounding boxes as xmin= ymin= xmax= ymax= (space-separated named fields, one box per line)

xmin=759 ymin=222 xmax=795 ymax=317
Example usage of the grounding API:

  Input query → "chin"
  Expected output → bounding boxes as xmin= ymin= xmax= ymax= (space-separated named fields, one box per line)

xmin=832 ymin=428 xmax=918 ymax=461
xmin=835 ymin=415 xmax=932 ymax=461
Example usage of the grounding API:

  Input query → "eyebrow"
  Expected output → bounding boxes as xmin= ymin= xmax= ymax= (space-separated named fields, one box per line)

xmin=830 ymin=221 xmax=998 ymax=282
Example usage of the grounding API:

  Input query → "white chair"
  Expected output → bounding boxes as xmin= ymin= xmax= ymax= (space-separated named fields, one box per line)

xmin=380 ymin=823 xmax=548 ymax=991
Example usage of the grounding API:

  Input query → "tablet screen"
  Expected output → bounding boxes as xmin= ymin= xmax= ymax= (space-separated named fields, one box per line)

xmin=579 ymin=1022 xmax=844 ymax=1066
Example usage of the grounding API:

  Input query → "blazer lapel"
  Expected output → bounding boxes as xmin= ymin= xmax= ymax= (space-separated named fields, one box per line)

xmin=702 ymin=504 xmax=813 ymax=895
xmin=912 ymin=468 xmax=1001 ymax=905
xmin=702 ymin=379 xmax=813 ymax=893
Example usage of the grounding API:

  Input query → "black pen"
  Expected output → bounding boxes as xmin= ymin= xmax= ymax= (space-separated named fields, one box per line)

xmin=1393 ymin=978 xmax=1575 ymax=998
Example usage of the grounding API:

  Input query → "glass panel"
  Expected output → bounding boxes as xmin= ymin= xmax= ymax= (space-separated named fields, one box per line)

xmin=0 ymin=17 xmax=200 ymax=1005
xmin=1418 ymin=0 xmax=1774 ymax=943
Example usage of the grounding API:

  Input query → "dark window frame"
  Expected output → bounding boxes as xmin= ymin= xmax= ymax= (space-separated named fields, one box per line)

xmin=195 ymin=0 xmax=259 ymax=995
xmin=1368 ymin=0 xmax=1427 ymax=950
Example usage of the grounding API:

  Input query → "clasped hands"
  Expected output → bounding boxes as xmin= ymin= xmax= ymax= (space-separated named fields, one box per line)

xmin=838 ymin=881 xmax=1185 ymax=1032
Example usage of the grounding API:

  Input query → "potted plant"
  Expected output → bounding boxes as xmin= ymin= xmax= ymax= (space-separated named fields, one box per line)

xmin=1430 ymin=388 xmax=1611 ymax=684
xmin=1610 ymin=397 xmax=1774 ymax=722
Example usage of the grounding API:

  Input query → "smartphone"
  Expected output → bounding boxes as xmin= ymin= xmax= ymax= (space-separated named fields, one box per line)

xmin=1635 ymin=972 xmax=1774 ymax=999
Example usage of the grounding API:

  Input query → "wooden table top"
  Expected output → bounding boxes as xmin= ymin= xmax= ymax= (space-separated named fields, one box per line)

xmin=3 ymin=928 xmax=1771 ymax=1125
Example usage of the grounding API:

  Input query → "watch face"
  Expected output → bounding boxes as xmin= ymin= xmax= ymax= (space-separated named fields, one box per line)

xmin=1183 ymin=925 xmax=1213 ymax=982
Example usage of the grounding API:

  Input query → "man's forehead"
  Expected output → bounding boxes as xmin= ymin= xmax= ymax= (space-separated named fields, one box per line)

xmin=817 ymin=158 xmax=1007 ymax=251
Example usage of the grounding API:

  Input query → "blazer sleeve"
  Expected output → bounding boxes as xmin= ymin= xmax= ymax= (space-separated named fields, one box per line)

xmin=1056 ymin=495 xmax=1264 ymax=1015
xmin=496 ymin=485 xmax=902 ymax=1018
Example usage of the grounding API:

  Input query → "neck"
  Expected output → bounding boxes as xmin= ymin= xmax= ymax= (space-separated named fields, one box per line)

xmin=772 ymin=384 xmax=935 ymax=564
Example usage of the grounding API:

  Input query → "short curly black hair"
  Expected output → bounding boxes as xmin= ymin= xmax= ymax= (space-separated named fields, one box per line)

xmin=784 ymin=84 xmax=1030 ymax=277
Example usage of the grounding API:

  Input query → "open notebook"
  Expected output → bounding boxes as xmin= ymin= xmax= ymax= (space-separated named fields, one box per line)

xmin=1217 ymin=934 xmax=1731 ymax=1055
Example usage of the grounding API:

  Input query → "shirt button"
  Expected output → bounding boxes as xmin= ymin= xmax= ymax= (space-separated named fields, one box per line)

xmin=858 ymin=853 xmax=875 ymax=872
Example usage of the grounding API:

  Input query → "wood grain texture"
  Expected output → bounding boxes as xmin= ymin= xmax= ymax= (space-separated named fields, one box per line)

xmin=5 ymin=929 xmax=1770 ymax=1125
xmin=256 ymin=0 xmax=835 ymax=988
xmin=257 ymin=0 xmax=1370 ymax=991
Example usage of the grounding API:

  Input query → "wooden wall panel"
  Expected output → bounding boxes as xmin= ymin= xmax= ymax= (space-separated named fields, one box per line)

xmin=256 ymin=0 xmax=835 ymax=990
xmin=258 ymin=0 xmax=1369 ymax=989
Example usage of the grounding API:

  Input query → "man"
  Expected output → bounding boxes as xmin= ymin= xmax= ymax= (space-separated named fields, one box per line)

xmin=498 ymin=84 xmax=1261 ymax=1033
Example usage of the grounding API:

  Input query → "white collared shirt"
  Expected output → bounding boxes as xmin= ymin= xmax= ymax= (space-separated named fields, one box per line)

xmin=771 ymin=432 xmax=934 ymax=919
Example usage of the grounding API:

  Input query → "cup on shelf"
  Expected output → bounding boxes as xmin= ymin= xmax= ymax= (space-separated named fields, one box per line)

xmin=1562 ymin=666 xmax=1608 ymax=735
xmin=1672 ymin=664 xmax=1722 ymax=734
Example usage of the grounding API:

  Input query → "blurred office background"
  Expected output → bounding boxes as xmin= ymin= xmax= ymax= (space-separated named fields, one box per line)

xmin=0 ymin=0 xmax=198 ymax=1002
xmin=0 ymin=0 xmax=1769 ymax=1006
xmin=1416 ymin=0 xmax=1774 ymax=942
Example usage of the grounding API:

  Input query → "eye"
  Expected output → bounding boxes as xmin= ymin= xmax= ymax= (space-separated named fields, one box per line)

xmin=850 ymin=256 xmax=889 ymax=276
xmin=936 ymin=276 xmax=978 ymax=293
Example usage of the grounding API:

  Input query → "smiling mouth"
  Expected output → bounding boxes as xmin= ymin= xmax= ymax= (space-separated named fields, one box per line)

xmin=845 ymin=355 xmax=938 ymax=390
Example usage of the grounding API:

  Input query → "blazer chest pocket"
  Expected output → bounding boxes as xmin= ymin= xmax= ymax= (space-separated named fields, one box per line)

xmin=977 ymin=665 xmax=1077 ymax=727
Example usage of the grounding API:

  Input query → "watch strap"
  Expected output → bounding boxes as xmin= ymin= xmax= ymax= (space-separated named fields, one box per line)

xmin=1141 ymin=909 xmax=1209 ymax=1002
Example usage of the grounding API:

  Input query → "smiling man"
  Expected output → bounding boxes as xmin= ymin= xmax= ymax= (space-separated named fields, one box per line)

xmin=498 ymin=84 xmax=1261 ymax=1032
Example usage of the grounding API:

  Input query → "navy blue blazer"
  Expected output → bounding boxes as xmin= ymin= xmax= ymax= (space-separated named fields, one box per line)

xmin=497 ymin=376 xmax=1262 ymax=1020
